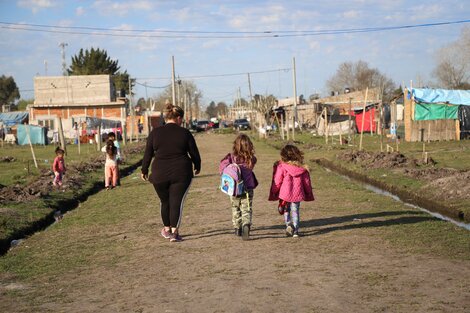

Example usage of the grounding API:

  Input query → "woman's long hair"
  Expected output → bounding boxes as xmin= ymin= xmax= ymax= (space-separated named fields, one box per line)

xmin=232 ymin=134 xmax=255 ymax=168
xmin=164 ymin=102 xmax=184 ymax=121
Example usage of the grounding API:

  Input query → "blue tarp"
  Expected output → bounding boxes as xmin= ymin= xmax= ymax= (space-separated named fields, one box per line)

xmin=411 ymin=88 xmax=470 ymax=106
xmin=17 ymin=124 xmax=47 ymax=145
xmin=0 ymin=112 xmax=29 ymax=126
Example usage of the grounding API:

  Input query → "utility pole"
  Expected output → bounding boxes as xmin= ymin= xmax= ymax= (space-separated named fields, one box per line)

xmin=292 ymin=57 xmax=298 ymax=125
xmin=237 ymin=87 xmax=242 ymax=119
xmin=171 ymin=56 xmax=176 ymax=105
xmin=183 ymin=86 xmax=188 ymax=127
xmin=177 ymin=76 xmax=181 ymax=107
xmin=59 ymin=42 xmax=70 ymax=104
xmin=44 ymin=60 xmax=48 ymax=76
xmin=188 ymin=90 xmax=193 ymax=124
xmin=59 ymin=42 xmax=68 ymax=76
xmin=127 ymin=77 xmax=133 ymax=145
xmin=247 ymin=73 xmax=254 ymax=130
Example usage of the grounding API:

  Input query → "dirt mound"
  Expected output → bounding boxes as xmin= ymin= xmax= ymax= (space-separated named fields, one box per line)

xmin=0 ymin=143 xmax=145 ymax=204
xmin=336 ymin=150 xmax=469 ymax=202
xmin=403 ymin=167 xmax=459 ymax=180
xmin=337 ymin=151 xmax=422 ymax=169
xmin=424 ymin=170 xmax=470 ymax=200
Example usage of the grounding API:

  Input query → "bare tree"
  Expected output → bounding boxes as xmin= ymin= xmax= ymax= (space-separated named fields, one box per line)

xmin=152 ymin=80 xmax=202 ymax=119
xmin=433 ymin=26 xmax=470 ymax=89
xmin=254 ymin=94 xmax=277 ymax=119
xmin=326 ymin=60 xmax=396 ymax=100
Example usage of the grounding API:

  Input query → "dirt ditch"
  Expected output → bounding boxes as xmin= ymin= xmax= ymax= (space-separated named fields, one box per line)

xmin=314 ymin=156 xmax=468 ymax=223
xmin=336 ymin=150 xmax=470 ymax=203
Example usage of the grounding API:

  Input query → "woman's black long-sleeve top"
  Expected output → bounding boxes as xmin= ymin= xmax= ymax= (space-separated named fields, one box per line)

xmin=141 ymin=123 xmax=201 ymax=184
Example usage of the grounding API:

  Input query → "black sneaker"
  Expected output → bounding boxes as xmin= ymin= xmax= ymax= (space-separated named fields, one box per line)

xmin=242 ymin=225 xmax=250 ymax=241
xmin=235 ymin=228 xmax=242 ymax=236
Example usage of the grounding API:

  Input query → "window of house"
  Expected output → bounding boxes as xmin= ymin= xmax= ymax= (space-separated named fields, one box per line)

xmin=38 ymin=119 xmax=55 ymax=129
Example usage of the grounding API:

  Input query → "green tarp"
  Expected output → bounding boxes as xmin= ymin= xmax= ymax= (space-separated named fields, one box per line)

xmin=414 ymin=103 xmax=458 ymax=121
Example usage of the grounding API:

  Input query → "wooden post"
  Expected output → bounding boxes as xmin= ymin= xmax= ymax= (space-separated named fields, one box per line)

xmin=122 ymin=122 xmax=126 ymax=145
xmin=348 ymin=97 xmax=352 ymax=141
xmin=359 ymin=88 xmax=369 ymax=151
xmin=324 ymin=108 xmax=328 ymax=144
xmin=77 ymin=126 xmax=81 ymax=155
xmin=96 ymin=126 xmax=101 ymax=152
xmin=280 ymin=115 xmax=285 ymax=140
xmin=456 ymin=119 xmax=460 ymax=141
xmin=428 ymin=121 xmax=431 ymax=143
xmin=292 ymin=115 xmax=295 ymax=141
xmin=25 ymin=125 xmax=38 ymax=169
xmin=286 ymin=111 xmax=290 ymax=141
xmin=380 ymin=131 xmax=383 ymax=152
xmin=57 ymin=117 xmax=67 ymax=156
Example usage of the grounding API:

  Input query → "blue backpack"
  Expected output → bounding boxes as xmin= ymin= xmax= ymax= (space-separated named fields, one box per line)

xmin=220 ymin=163 xmax=245 ymax=196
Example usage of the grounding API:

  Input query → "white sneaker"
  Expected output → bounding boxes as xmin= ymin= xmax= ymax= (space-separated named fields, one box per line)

xmin=286 ymin=225 xmax=293 ymax=237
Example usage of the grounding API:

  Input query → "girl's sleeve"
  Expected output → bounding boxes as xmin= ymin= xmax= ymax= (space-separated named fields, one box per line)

xmin=302 ymin=172 xmax=315 ymax=201
xmin=52 ymin=157 xmax=58 ymax=172
xmin=268 ymin=162 xmax=283 ymax=201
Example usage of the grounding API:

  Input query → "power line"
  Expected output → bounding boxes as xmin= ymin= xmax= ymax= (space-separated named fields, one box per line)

xmin=1 ymin=19 xmax=469 ymax=39
xmin=134 ymin=81 xmax=170 ymax=89
xmin=135 ymin=68 xmax=291 ymax=81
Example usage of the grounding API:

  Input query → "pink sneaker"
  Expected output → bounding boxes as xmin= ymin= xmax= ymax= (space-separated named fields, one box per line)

xmin=160 ymin=228 xmax=171 ymax=239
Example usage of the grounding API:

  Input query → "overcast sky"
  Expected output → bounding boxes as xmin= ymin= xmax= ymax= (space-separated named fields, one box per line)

xmin=0 ymin=0 xmax=469 ymax=106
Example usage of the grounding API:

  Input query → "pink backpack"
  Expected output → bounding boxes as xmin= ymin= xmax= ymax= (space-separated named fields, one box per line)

xmin=220 ymin=162 xmax=245 ymax=196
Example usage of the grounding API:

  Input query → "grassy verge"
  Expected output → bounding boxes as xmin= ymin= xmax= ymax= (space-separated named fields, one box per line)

xmin=255 ymin=131 xmax=470 ymax=222
xmin=0 ymin=142 xmax=145 ymax=255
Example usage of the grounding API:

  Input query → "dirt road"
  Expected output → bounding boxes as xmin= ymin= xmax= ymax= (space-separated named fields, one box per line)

xmin=1 ymin=132 xmax=470 ymax=313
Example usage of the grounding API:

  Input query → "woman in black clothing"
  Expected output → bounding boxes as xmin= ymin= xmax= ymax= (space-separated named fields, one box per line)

xmin=141 ymin=103 xmax=201 ymax=242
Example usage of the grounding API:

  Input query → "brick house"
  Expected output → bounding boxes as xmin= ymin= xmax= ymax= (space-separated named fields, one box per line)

xmin=28 ymin=75 xmax=127 ymax=139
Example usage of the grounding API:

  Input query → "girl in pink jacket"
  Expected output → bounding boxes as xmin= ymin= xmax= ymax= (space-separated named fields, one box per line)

xmin=52 ymin=147 xmax=66 ymax=187
xmin=268 ymin=144 xmax=314 ymax=237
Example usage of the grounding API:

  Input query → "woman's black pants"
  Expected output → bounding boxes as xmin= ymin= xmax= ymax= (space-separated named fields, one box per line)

xmin=153 ymin=178 xmax=192 ymax=228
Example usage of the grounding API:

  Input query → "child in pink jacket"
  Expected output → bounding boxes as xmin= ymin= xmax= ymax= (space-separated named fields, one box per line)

xmin=52 ymin=147 xmax=66 ymax=187
xmin=269 ymin=144 xmax=314 ymax=237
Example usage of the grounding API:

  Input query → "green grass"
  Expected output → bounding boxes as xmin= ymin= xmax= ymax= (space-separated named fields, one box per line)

xmin=0 ymin=143 xmax=103 ymax=186
xmin=0 ymin=142 xmax=145 ymax=251
xmin=259 ymin=130 xmax=470 ymax=219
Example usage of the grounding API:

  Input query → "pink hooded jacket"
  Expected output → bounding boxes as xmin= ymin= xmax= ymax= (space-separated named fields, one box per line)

xmin=268 ymin=161 xmax=314 ymax=203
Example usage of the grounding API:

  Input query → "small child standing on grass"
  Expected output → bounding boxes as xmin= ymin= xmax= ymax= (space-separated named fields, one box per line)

xmin=269 ymin=144 xmax=314 ymax=238
xmin=52 ymin=147 xmax=66 ymax=187
xmin=107 ymin=132 xmax=121 ymax=185
xmin=219 ymin=134 xmax=258 ymax=240
xmin=102 ymin=140 xmax=118 ymax=190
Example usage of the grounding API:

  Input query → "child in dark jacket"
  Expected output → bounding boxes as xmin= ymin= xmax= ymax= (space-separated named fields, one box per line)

xmin=219 ymin=134 xmax=258 ymax=240
xmin=269 ymin=144 xmax=314 ymax=237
